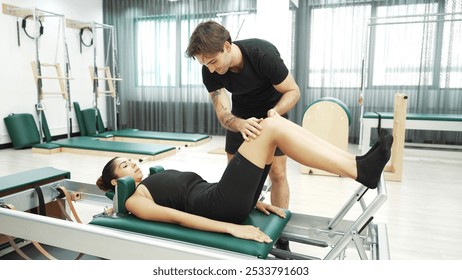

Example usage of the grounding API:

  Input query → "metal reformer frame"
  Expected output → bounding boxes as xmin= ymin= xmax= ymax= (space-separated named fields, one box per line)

xmin=28 ymin=7 xmax=72 ymax=141
xmin=90 ymin=21 xmax=119 ymax=133
xmin=0 ymin=176 xmax=389 ymax=260
xmin=275 ymin=175 xmax=389 ymax=260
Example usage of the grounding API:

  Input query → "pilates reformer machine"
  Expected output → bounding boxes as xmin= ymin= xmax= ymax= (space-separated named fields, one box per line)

xmin=2 ymin=110 xmax=177 ymax=162
xmin=0 ymin=166 xmax=390 ymax=260
xmin=73 ymin=102 xmax=211 ymax=147
xmin=3 ymin=111 xmax=177 ymax=162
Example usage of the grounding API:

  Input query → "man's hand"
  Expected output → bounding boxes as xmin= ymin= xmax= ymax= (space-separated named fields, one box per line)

xmin=267 ymin=108 xmax=280 ymax=117
xmin=236 ymin=117 xmax=263 ymax=141
xmin=256 ymin=201 xmax=287 ymax=219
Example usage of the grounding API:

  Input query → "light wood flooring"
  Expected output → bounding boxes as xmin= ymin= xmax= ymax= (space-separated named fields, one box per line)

xmin=1 ymin=135 xmax=461 ymax=260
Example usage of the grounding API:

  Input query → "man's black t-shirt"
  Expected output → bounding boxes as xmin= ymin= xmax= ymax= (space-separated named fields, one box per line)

xmin=202 ymin=38 xmax=289 ymax=119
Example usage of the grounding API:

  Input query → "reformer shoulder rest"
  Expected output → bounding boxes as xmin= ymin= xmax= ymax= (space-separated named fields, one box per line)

xmin=90 ymin=166 xmax=291 ymax=259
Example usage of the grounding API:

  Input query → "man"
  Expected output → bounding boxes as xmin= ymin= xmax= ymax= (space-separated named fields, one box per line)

xmin=186 ymin=20 xmax=300 ymax=251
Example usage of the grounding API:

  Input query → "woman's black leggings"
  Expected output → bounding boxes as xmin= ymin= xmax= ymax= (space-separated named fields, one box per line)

xmin=192 ymin=152 xmax=271 ymax=223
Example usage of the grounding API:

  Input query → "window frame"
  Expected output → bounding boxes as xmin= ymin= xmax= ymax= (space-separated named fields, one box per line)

xmin=306 ymin=0 xmax=461 ymax=90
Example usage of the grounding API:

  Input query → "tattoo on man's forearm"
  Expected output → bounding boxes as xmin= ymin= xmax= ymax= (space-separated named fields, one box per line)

xmin=210 ymin=90 xmax=223 ymax=109
xmin=223 ymin=113 xmax=236 ymax=129
xmin=210 ymin=90 xmax=235 ymax=130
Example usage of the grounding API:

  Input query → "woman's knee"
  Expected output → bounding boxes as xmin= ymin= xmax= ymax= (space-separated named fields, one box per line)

xmin=261 ymin=116 xmax=283 ymax=133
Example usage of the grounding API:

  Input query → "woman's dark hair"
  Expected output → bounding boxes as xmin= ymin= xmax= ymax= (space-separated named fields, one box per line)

xmin=185 ymin=20 xmax=232 ymax=59
xmin=96 ymin=157 xmax=119 ymax=192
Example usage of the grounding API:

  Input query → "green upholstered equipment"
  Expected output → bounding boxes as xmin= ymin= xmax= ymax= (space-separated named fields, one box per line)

xmin=0 ymin=167 xmax=71 ymax=252
xmin=114 ymin=175 xmax=135 ymax=215
xmin=73 ymin=102 xmax=87 ymax=136
xmin=73 ymin=102 xmax=106 ymax=136
xmin=53 ymin=137 xmax=175 ymax=154
xmin=81 ymin=108 xmax=105 ymax=136
xmin=40 ymin=111 xmax=53 ymax=143
xmin=91 ymin=208 xmax=291 ymax=259
xmin=0 ymin=167 xmax=70 ymax=196
xmin=72 ymin=102 xmax=210 ymax=146
xmin=363 ymin=112 xmax=462 ymax=122
xmin=91 ymin=165 xmax=291 ymax=259
xmin=33 ymin=136 xmax=176 ymax=159
xmin=97 ymin=129 xmax=211 ymax=144
xmin=3 ymin=113 xmax=41 ymax=149
xmin=104 ymin=165 xmax=166 ymax=203
xmin=361 ymin=110 xmax=462 ymax=153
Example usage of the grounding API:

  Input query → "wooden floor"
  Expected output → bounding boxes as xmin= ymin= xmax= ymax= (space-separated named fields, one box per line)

xmin=1 ymin=135 xmax=461 ymax=260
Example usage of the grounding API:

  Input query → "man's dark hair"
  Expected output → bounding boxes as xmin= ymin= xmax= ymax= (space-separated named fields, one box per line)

xmin=185 ymin=21 xmax=232 ymax=59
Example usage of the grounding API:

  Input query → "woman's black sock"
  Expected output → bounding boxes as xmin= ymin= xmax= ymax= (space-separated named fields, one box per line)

xmin=356 ymin=129 xmax=390 ymax=161
xmin=356 ymin=134 xmax=393 ymax=189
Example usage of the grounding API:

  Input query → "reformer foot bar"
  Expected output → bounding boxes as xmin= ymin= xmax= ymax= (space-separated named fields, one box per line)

xmin=0 ymin=169 xmax=390 ymax=260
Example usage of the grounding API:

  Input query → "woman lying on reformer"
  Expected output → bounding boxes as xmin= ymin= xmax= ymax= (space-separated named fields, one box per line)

xmin=96 ymin=110 xmax=393 ymax=243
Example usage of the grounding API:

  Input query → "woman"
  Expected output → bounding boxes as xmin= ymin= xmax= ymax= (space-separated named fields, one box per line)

xmin=96 ymin=111 xmax=393 ymax=243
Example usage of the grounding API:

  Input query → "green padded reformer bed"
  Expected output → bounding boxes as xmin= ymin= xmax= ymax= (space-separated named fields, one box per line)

xmin=0 ymin=166 xmax=291 ymax=259
xmin=74 ymin=102 xmax=211 ymax=147
xmin=0 ymin=167 xmax=70 ymax=197
xmin=89 ymin=166 xmax=291 ymax=259
xmin=0 ymin=167 xmax=71 ymax=254
xmin=33 ymin=136 xmax=176 ymax=161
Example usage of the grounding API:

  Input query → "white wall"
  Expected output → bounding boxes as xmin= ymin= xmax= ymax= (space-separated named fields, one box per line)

xmin=0 ymin=0 xmax=104 ymax=145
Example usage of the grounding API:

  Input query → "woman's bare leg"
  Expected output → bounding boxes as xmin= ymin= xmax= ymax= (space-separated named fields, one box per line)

xmin=237 ymin=114 xmax=392 ymax=188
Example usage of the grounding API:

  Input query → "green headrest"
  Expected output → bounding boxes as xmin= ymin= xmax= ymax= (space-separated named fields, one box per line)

xmin=108 ymin=165 xmax=166 ymax=214
xmin=115 ymin=176 xmax=135 ymax=215
xmin=149 ymin=165 xmax=165 ymax=174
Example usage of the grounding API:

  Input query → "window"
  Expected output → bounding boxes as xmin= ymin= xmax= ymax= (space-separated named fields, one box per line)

xmin=309 ymin=5 xmax=371 ymax=88
xmin=179 ymin=17 xmax=215 ymax=87
xmin=136 ymin=16 xmax=176 ymax=87
xmin=136 ymin=12 xmax=258 ymax=88
xmin=372 ymin=3 xmax=439 ymax=86
xmin=440 ymin=1 xmax=462 ymax=88
xmin=306 ymin=1 xmax=461 ymax=89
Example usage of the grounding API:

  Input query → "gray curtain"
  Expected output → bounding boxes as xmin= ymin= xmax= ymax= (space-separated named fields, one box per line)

xmin=293 ymin=0 xmax=462 ymax=145
xmin=103 ymin=0 xmax=462 ymax=145
xmin=103 ymin=0 xmax=258 ymax=135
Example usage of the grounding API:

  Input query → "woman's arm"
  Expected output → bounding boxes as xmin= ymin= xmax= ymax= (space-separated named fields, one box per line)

xmin=126 ymin=189 xmax=272 ymax=243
